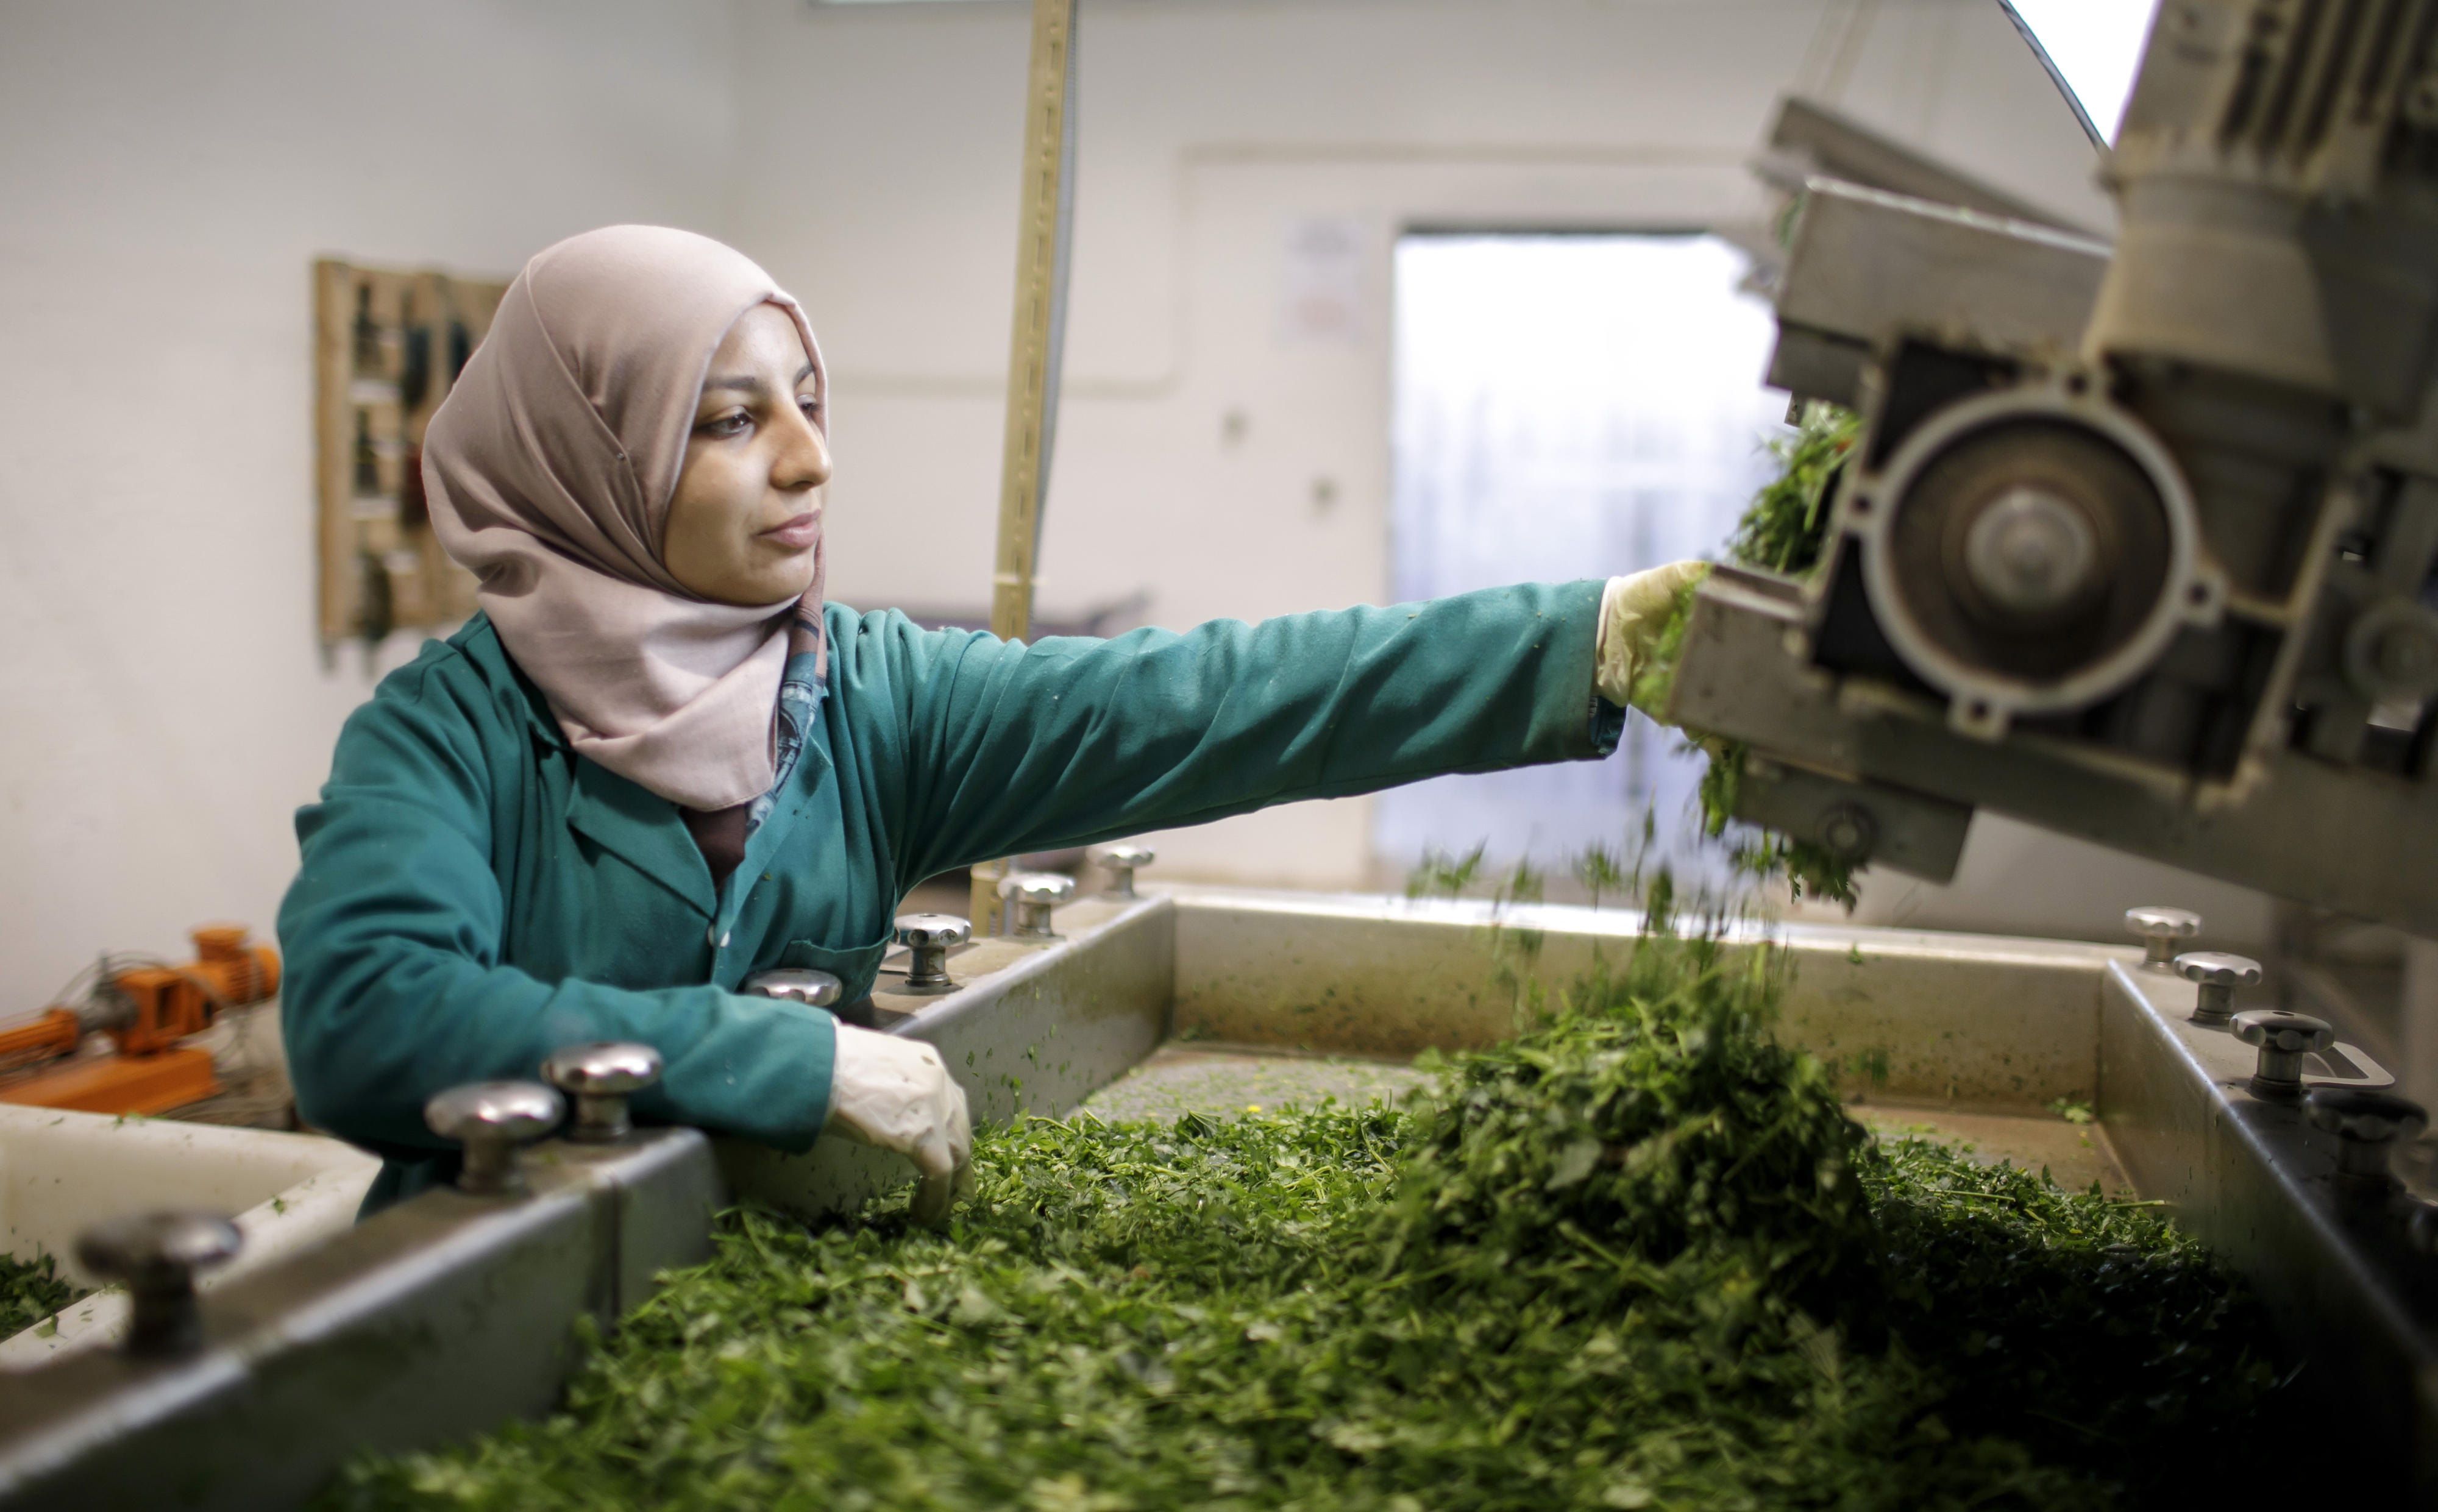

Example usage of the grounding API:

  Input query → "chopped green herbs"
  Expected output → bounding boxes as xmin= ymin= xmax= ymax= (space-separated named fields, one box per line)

xmin=1726 ymin=403 xmax=1859 ymax=578
xmin=0 ymin=1252 xmax=82 ymax=1340
xmin=1679 ymin=403 xmax=1868 ymax=907
xmin=326 ymin=936 xmax=2287 ymax=1511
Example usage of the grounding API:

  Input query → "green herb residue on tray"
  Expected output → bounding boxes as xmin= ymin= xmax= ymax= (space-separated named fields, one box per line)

xmin=0 ymin=1252 xmax=83 ymax=1340
xmin=325 ymin=935 xmax=2286 ymax=1512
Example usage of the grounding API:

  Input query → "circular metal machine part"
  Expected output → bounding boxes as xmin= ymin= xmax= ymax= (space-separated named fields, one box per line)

xmin=2125 ymin=906 xmax=2202 ymax=969
xmin=893 ymin=914 xmax=971 ymax=995
xmin=541 ymin=1041 xmax=665 ymax=1143
xmin=999 ymin=871 xmax=1075 ymax=939
xmin=75 ymin=1211 xmax=241 ymax=1355
xmin=425 ymin=1080 xmax=566 ymax=1194
xmin=1852 ymin=382 xmax=2206 ymax=736
xmin=2176 ymin=950 xmax=2261 ymax=1026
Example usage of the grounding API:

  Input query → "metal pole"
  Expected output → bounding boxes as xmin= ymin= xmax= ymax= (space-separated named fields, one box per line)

xmin=972 ymin=0 xmax=1080 ymax=937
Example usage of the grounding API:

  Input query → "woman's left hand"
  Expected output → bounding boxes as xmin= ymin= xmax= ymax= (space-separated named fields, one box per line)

xmin=825 ymin=1023 xmax=975 ymax=1227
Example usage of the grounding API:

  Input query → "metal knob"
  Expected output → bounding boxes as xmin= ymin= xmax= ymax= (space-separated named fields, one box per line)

xmin=2407 ymin=1200 xmax=2438 ymax=1255
xmin=2306 ymin=1087 xmax=2429 ymax=1201
xmin=424 ymin=1080 xmax=565 ymax=1194
xmin=2176 ymin=951 xmax=2262 ymax=1026
xmin=999 ymin=871 xmax=1075 ymax=939
xmin=892 ymin=914 xmax=970 ymax=995
xmin=2231 ymin=1009 xmax=2333 ymax=1101
xmin=540 ymin=1042 xmax=663 ymax=1143
xmin=75 ymin=1211 xmax=241 ymax=1355
xmin=742 ymin=968 xmax=844 ymax=1010
xmin=1095 ymin=843 xmax=1155 ymax=900
xmin=2125 ymin=906 xmax=2202 ymax=970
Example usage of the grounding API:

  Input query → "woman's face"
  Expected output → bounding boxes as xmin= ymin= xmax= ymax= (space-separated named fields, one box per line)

xmin=663 ymin=302 xmax=830 ymax=606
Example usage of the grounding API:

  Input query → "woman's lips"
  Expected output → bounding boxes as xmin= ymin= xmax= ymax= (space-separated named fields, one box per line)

xmin=759 ymin=513 xmax=820 ymax=550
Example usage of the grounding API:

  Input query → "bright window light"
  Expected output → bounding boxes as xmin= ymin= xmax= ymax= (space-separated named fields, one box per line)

xmin=2006 ymin=0 xmax=2164 ymax=143
xmin=1379 ymin=234 xmax=1787 ymax=886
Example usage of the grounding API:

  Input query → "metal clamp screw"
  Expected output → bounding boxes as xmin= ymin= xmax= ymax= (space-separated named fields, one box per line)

xmin=999 ymin=872 xmax=1075 ymax=939
xmin=75 ymin=1211 xmax=241 ymax=1355
xmin=541 ymin=1042 xmax=663 ymax=1143
xmin=893 ymin=914 xmax=970 ymax=995
xmin=2231 ymin=1009 xmax=2333 ymax=1101
xmin=2175 ymin=951 xmax=2261 ymax=1026
xmin=2408 ymin=1201 xmax=2438 ymax=1255
xmin=742 ymin=968 xmax=844 ymax=1010
xmin=2306 ymin=1087 xmax=2429 ymax=1201
xmin=1095 ymin=843 xmax=1155 ymax=900
xmin=425 ymin=1081 xmax=565 ymax=1194
xmin=2126 ymin=907 xmax=2201 ymax=969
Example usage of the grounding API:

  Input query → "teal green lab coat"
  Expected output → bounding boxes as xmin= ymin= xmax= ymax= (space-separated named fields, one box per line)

xmin=279 ymin=581 xmax=1620 ymax=1201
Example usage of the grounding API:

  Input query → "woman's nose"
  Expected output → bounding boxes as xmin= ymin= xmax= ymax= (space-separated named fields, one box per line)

xmin=775 ymin=413 xmax=833 ymax=491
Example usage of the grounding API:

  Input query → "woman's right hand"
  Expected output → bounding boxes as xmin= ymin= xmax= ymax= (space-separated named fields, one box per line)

xmin=825 ymin=1023 xmax=973 ymax=1227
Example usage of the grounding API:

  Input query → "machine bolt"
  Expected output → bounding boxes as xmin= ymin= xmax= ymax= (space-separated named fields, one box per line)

xmin=74 ymin=1211 xmax=241 ymax=1355
xmin=424 ymin=1081 xmax=565 ymax=1194
xmin=741 ymin=968 xmax=844 ymax=1010
xmin=2407 ymin=69 xmax=2438 ymax=129
xmin=1816 ymin=804 xmax=1876 ymax=862
xmin=1095 ymin=843 xmax=1156 ymax=900
xmin=1961 ymin=486 xmax=2100 ymax=624
xmin=540 ymin=1042 xmax=663 ymax=1143
xmin=2344 ymin=598 xmax=2438 ymax=703
xmin=893 ymin=914 xmax=970 ymax=995
xmin=2175 ymin=951 xmax=2261 ymax=1026
xmin=2125 ymin=906 xmax=2202 ymax=969
xmin=1000 ymin=871 xmax=1076 ymax=939
xmin=2230 ymin=1009 xmax=2333 ymax=1101
xmin=2306 ymin=1087 xmax=2429 ymax=1201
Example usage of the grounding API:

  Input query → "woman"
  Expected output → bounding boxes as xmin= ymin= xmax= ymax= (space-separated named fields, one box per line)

xmin=279 ymin=225 xmax=1700 ymax=1221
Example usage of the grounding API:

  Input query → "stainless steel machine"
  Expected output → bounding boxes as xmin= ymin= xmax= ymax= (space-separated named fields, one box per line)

xmin=1680 ymin=1 xmax=2438 ymax=937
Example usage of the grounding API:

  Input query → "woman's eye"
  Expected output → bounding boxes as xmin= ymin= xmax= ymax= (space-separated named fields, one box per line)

xmin=701 ymin=410 xmax=751 ymax=438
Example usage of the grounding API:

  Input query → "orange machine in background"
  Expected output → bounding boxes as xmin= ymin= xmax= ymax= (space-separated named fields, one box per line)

xmin=0 ymin=926 xmax=280 ymax=1116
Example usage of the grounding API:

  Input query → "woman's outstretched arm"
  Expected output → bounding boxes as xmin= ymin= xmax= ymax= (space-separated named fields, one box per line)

xmin=861 ymin=579 xmax=1624 ymax=889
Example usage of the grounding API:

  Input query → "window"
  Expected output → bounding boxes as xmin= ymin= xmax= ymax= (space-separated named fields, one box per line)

xmin=1377 ymin=233 xmax=1786 ymax=886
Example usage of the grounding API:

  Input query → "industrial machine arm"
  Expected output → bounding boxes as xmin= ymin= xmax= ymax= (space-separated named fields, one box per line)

xmin=1678 ymin=2 xmax=2438 ymax=934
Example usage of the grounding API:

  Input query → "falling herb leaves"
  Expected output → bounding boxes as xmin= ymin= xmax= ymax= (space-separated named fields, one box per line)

xmin=324 ymin=931 xmax=2291 ymax=1512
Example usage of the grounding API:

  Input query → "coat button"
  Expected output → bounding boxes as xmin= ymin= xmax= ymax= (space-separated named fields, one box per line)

xmin=720 ymin=931 xmax=732 ymax=948
xmin=705 ymin=923 xmax=718 ymax=948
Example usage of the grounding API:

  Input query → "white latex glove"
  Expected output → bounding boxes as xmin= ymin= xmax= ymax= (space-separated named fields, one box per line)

xmin=825 ymin=1023 xmax=973 ymax=1227
xmin=1595 ymin=560 xmax=1711 ymax=714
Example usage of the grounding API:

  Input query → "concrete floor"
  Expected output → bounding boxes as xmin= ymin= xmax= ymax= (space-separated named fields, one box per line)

xmin=1084 ymin=1046 xmax=2131 ymax=1193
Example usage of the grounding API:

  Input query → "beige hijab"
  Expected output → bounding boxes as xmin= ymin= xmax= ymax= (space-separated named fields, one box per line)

xmin=424 ymin=225 xmax=826 ymax=812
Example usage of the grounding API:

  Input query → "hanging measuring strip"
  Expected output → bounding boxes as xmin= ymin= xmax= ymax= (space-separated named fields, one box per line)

xmin=972 ymin=0 xmax=1081 ymax=936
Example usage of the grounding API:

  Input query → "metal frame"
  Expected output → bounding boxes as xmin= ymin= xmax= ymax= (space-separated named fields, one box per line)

xmin=7 ymin=890 xmax=2436 ymax=1498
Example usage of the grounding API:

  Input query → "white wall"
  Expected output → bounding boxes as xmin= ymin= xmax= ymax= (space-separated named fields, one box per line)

xmin=726 ymin=0 xmax=2119 ymax=895
xmin=0 ymin=1 xmax=739 ymax=1004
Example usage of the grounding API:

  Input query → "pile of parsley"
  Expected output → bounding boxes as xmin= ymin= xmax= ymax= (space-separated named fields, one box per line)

xmin=326 ymin=936 xmax=2291 ymax=1511
xmin=0 ymin=1252 xmax=81 ymax=1340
